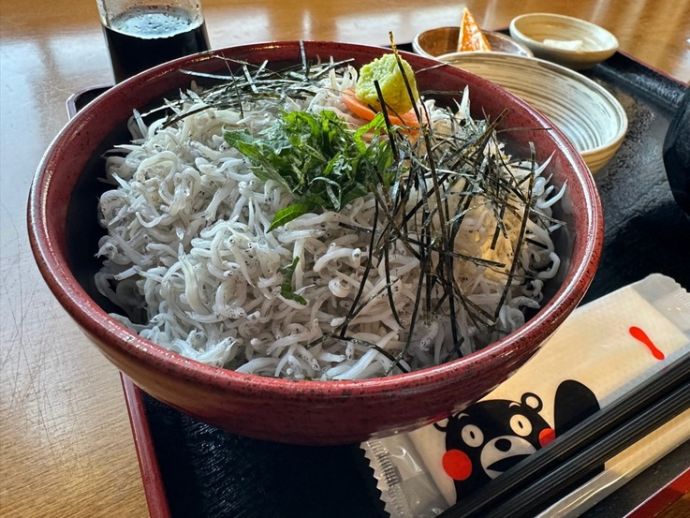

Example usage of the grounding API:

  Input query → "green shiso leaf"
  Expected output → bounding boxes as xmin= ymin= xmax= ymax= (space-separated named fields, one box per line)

xmin=225 ymin=109 xmax=393 ymax=230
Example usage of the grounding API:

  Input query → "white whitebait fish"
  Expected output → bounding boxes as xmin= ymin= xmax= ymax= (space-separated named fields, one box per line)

xmin=96 ymin=56 xmax=564 ymax=380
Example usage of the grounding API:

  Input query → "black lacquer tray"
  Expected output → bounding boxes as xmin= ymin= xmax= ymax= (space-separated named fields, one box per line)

xmin=69 ymin=47 xmax=689 ymax=518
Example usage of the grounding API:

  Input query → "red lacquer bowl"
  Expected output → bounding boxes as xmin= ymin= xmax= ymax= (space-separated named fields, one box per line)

xmin=28 ymin=41 xmax=603 ymax=445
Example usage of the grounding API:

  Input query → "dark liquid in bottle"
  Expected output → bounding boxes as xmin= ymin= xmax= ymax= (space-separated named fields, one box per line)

xmin=103 ymin=6 xmax=210 ymax=82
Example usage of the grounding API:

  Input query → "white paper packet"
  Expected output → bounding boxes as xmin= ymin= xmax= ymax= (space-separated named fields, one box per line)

xmin=362 ymin=274 xmax=690 ymax=517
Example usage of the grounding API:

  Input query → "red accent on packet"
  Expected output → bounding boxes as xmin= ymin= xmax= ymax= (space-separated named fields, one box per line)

xmin=629 ymin=325 xmax=666 ymax=360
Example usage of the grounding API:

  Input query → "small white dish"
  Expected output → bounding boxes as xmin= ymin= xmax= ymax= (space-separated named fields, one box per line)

xmin=437 ymin=52 xmax=628 ymax=173
xmin=509 ymin=13 xmax=619 ymax=69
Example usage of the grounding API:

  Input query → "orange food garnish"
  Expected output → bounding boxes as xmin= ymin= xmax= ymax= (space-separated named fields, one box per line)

xmin=457 ymin=7 xmax=492 ymax=52
xmin=341 ymin=89 xmax=420 ymax=129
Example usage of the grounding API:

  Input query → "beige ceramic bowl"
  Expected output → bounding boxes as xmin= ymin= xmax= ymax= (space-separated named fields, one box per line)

xmin=509 ymin=13 xmax=618 ymax=69
xmin=438 ymin=52 xmax=628 ymax=173
xmin=413 ymin=26 xmax=533 ymax=58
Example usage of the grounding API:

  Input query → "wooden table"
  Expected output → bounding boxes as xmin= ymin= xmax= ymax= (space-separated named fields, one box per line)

xmin=1 ymin=1 xmax=688 ymax=516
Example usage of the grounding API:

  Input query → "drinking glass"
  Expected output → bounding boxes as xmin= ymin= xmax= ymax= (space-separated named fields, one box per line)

xmin=97 ymin=0 xmax=210 ymax=82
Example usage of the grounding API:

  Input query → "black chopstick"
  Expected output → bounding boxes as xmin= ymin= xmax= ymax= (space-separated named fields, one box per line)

xmin=484 ymin=380 xmax=689 ymax=517
xmin=439 ymin=350 xmax=690 ymax=518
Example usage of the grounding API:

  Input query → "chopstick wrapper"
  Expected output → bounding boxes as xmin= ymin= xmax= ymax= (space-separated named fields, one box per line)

xmin=362 ymin=274 xmax=690 ymax=517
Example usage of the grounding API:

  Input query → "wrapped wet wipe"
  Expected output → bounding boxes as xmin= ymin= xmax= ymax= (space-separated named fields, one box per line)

xmin=362 ymin=274 xmax=690 ymax=517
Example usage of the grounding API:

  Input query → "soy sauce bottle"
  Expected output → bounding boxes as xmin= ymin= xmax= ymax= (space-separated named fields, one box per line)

xmin=97 ymin=0 xmax=210 ymax=82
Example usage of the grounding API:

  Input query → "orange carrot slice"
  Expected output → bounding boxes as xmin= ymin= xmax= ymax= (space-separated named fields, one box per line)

xmin=341 ymin=89 xmax=419 ymax=128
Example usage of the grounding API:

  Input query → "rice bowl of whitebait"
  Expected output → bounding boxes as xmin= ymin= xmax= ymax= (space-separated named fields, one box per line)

xmin=29 ymin=41 xmax=602 ymax=444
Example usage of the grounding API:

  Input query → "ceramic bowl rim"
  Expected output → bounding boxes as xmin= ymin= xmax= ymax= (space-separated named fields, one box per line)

xmin=412 ymin=26 xmax=533 ymax=58
xmin=28 ymin=40 xmax=603 ymax=402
